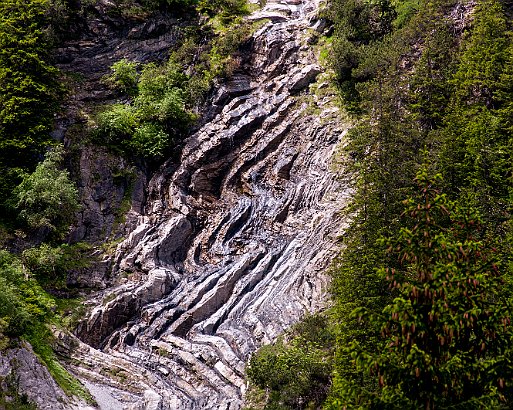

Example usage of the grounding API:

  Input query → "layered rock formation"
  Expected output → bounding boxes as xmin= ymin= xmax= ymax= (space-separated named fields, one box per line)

xmin=0 ymin=343 xmax=68 ymax=409
xmin=0 ymin=341 xmax=93 ymax=410
xmin=68 ymin=0 xmax=350 ymax=408
xmin=56 ymin=0 xmax=186 ymax=250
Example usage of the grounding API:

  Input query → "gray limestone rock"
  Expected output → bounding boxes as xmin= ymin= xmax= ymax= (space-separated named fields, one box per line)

xmin=65 ymin=0 xmax=351 ymax=409
xmin=289 ymin=64 xmax=321 ymax=92
xmin=0 ymin=343 xmax=72 ymax=410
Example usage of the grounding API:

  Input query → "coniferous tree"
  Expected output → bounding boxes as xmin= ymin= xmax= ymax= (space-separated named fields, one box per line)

xmin=0 ymin=0 xmax=61 ymax=208
xmin=332 ymin=171 xmax=513 ymax=409
xmin=439 ymin=0 xmax=511 ymax=222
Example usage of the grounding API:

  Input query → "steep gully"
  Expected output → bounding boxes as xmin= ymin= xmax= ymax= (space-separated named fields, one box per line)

xmin=68 ymin=0 xmax=350 ymax=408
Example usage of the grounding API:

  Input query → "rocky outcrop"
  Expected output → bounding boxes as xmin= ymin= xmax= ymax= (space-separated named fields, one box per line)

xmin=64 ymin=145 xmax=147 ymax=289
xmin=56 ymin=0 xmax=187 ymax=250
xmin=55 ymin=0 xmax=190 ymax=107
xmin=69 ymin=0 xmax=350 ymax=408
xmin=0 ymin=342 xmax=92 ymax=410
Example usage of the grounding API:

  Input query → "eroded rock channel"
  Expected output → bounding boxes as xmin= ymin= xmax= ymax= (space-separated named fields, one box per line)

xmin=69 ymin=0 xmax=350 ymax=408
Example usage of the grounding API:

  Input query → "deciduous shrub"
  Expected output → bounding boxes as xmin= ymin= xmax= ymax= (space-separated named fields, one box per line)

xmin=96 ymin=104 xmax=139 ymax=146
xmin=0 ymin=251 xmax=55 ymax=341
xmin=14 ymin=146 xmax=80 ymax=236
xmin=246 ymin=314 xmax=334 ymax=409
xmin=104 ymin=59 xmax=139 ymax=95
xmin=95 ymin=61 xmax=193 ymax=160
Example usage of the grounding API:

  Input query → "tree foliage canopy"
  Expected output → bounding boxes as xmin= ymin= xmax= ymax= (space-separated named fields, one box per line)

xmin=246 ymin=0 xmax=513 ymax=408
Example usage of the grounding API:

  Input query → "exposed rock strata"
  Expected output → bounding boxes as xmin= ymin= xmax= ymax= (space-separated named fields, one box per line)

xmin=56 ymin=0 xmax=185 ymax=249
xmin=71 ymin=0 xmax=350 ymax=408
xmin=0 ymin=342 xmax=93 ymax=410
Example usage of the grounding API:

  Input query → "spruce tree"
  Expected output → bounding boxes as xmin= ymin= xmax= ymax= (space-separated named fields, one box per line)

xmin=0 ymin=0 xmax=61 ymax=209
xmin=333 ymin=171 xmax=513 ymax=409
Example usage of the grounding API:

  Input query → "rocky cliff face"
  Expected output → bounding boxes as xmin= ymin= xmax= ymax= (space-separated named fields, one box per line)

xmin=0 ymin=343 xmax=68 ymax=409
xmin=66 ymin=0 xmax=350 ymax=408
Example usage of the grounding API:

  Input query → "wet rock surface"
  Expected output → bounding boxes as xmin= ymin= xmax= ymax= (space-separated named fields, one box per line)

xmin=69 ymin=0 xmax=350 ymax=408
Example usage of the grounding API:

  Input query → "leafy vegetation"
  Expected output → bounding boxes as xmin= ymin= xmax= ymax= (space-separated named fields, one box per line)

xmin=330 ymin=172 xmax=513 ymax=408
xmin=21 ymin=242 xmax=93 ymax=285
xmin=103 ymin=59 xmax=139 ymax=95
xmin=0 ymin=246 xmax=93 ymax=403
xmin=0 ymin=251 xmax=55 ymax=344
xmin=246 ymin=314 xmax=335 ymax=409
xmin=0 ymin=3 xmax=89 ymax=404
xmin=96 ymin=59 xmax=193 ymax=160
xmin=0 ymin=0 xmax=253 ymax=404
xmin=95 ymin=0 xmax=252 ymax=161
xmin=14 ymin=147 xmax=80 ymax=238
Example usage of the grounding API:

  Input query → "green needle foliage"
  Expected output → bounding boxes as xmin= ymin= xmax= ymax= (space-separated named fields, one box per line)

xmin=438 ymin=0 xmax=512 ymax=233
xmin=246 ymin=1 xmax=513 ymax=407
xmin=331 ymin=172 xmax=513 ymax=409
xmin=0 ymin=0 xmax=61 ymax=207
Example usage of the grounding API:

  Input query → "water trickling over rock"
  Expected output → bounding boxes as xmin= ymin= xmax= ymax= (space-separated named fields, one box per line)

xmin=70 ymin=0 xmax=350 ymax=407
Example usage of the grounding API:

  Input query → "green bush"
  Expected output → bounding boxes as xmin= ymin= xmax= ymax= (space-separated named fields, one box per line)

xmin=21 ymin=244 xmax=64 ymax=280
xmin=0 ymin=251 xmax=55 ymax=339
xmin=104 ymin=59 xmax=139 ymax=95
xmin=95 ymin=60 xmax=193 ymax=160
xmin=0 ymin=276 xmax=32 ymax=339
xmin=136 ymin=87 xmax=189 ymax=124
xmin=246 ymin=314 xmax=334 ymax=409
xmin=95 ymin=104 xmax=139 ymax=146
xmin=141 ymin=0 xmax=196 ymax=11
xmin=328 ymin=0 xmax=397 ymax=107
xmin=391 ymin=0 xmax=420 ymax=28
xmin=197 ymin=0 xmax=249 ymax=22
xmin=21 ymin=242 xmax=93 ymax=283
xmin=131 ymin=123 xmax=171 ymax=159
xmin=137 ymin=62 xmax=187 ymax=96
xmin=14 ymin=146 xmax=80 ymax=236
xmin=247 ymin=339 xmax=331 ymax=409
xmin=135 ymin=62 xmax=190 ymax=126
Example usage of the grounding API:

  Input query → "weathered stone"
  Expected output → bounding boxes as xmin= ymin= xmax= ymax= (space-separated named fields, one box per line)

xmin=289 ymin=64 xmax=321 ymax=92
xmin=212 ymin=75 xmax=254 ymax=106
xmin=144 ymin=390 xmax=162 ymax=410
xmin=67 ymin=0 xmax=350 ymax=409
xmin=0 ymin=342 xmax=89 ymax=410
xmin=310 ymin=18 xmax=327 ymax=33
